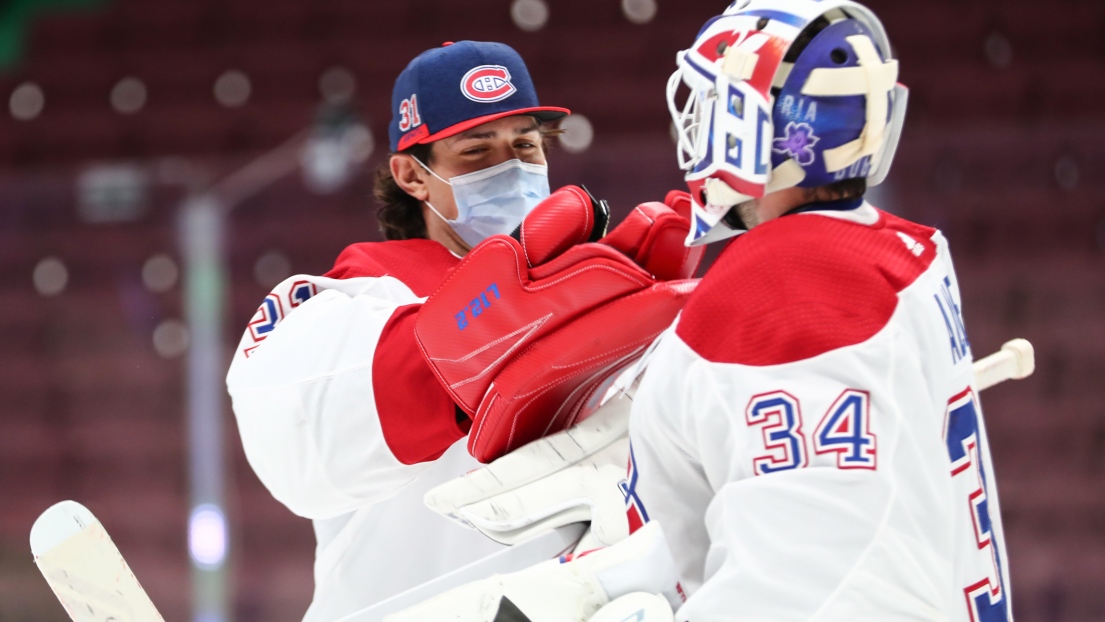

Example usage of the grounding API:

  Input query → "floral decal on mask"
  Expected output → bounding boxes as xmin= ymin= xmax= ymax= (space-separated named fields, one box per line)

xmin=772 ymin=122 xmax=820 ymax=167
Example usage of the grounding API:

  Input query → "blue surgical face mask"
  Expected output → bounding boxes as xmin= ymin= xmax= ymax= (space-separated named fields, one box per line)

xmin=414 ymin=157 xmax=550 ymax=248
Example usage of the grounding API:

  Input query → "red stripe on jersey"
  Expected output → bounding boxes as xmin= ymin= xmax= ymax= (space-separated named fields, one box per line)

xmin=627 ymin=505 xmax=645 ymax=534
xmin=374 ymin=304 xmax=469 ymax=465
xmin=328 ymin=239 xmax=464 ymax=464
xmin=677 ymin=208 xmax=938 ymax=366
xmin=325 ymin=239 xmax=459 ymax=297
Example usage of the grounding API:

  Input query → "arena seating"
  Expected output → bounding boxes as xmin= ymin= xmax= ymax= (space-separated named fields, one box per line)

xmin=0 ymin=0 xmax=1102 ymax=620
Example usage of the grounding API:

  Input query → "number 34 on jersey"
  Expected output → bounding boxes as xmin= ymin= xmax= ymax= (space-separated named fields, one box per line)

xmin=745 ymin=388 xmax=877 ymax=476
xmin=743 ymin=385 xmax=1010 ymax=622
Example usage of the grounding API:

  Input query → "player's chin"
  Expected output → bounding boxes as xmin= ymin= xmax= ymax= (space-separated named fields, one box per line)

xmin=730 ymin=200 xmax=760 ymax=230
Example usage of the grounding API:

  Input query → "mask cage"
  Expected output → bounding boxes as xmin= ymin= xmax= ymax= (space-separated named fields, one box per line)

xmin=667 ymin=62 xmax=715 ymax=174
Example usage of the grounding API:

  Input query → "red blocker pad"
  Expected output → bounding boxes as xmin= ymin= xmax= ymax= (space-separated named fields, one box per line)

xmin=600 ymin=194 xmax=706 ymax=280
xmin=469 ymin=279 xmax=697 ymax=462
xmin=664 ymin=189 xmax=694 ymax=222
xmin=515 ymin=185 xmax=603 ymax=266
xmin=414 ymin=236 xmax=656 ymax=415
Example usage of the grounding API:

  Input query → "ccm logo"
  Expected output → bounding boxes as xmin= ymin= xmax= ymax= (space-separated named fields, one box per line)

xmin=461 ymin=65 xmax=516 ymax=103
xmin=455 ymin=283 xmax=500 ymax=330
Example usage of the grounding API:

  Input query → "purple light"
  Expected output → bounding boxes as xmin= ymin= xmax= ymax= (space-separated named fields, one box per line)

xmin=188 ymin=504 xmax=227 ymax=569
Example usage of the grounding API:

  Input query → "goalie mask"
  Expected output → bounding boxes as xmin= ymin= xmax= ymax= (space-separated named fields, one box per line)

xmin=668 ymin=0 xmax=908 ymax=245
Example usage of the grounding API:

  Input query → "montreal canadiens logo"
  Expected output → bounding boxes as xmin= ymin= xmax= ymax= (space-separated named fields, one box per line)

xmin=461 ymin=65 xmax=516 ymax=103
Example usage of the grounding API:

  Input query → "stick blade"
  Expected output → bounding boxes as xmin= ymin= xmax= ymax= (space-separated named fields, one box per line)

xmin=30 ymin=500 xmax=164 ymax=622
xmin=31 ymin=501 xmax=98 ymax=557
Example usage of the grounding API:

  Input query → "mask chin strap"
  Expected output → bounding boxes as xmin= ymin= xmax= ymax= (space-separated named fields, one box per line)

xmin=800 ymin=34 xmax=899 ymax=174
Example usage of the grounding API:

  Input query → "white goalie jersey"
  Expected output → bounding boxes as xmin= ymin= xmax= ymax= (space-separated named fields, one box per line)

xmin=627 ymin=202 xmax=1013 ymax=621
xmin=226 ymin=239 xmax=508 ymax=622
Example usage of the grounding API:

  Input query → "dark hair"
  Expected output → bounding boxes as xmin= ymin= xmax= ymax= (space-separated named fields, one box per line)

xmin=373 ymin=123 xmax=565 ymax=241
xmin=812 ymin=177 xmax=867 ymax=202
xmin=374 ymin=142 xmax=433 ymax=241
xmin=721 ymin=178 xmax=867 ymax=230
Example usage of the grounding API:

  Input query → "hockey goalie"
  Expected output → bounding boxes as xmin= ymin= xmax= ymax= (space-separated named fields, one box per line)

xmin=385 ymin=1 xmax=1023 ymax=621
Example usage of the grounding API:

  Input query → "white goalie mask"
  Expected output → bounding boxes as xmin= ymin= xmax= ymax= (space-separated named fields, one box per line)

xmin=668 ymin=0 xmax=909 ymax=245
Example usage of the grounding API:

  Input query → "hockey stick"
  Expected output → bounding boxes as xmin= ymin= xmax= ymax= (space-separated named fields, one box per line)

xmin=973 ymin=338 xmax=1034 ymax=391
xmin=30 ymin=500 xmax=164 ymax=622
xmin=29 ymin=497 xmax=581 ymax=622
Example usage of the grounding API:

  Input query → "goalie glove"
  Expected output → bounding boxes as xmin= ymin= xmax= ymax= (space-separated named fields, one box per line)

xmin=599 ymin=190 xmax=705 ymax=281
xmin=383 ymin=521 xmax=682 ymax=622
xmin=414 ymin=185 xmax=697 ymax=462
xmin=425 ymin=390 xmax=634 ymax=546
xmin=512 ymin=184 xmax=610 ymax=263
xmin=512 ymin=184 xmax=698 ymax=281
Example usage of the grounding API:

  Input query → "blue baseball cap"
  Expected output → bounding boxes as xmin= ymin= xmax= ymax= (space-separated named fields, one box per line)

xmin=388 ymin=40 xmax=569 ymax=152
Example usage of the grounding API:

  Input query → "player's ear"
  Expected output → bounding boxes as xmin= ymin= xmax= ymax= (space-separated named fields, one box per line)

xmin=390 ymin=154 xmax=429 ymax=201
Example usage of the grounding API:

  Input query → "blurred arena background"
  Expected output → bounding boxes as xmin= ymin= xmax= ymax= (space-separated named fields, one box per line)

xmin=0 ymin=0 xmax=1102 ymax=620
